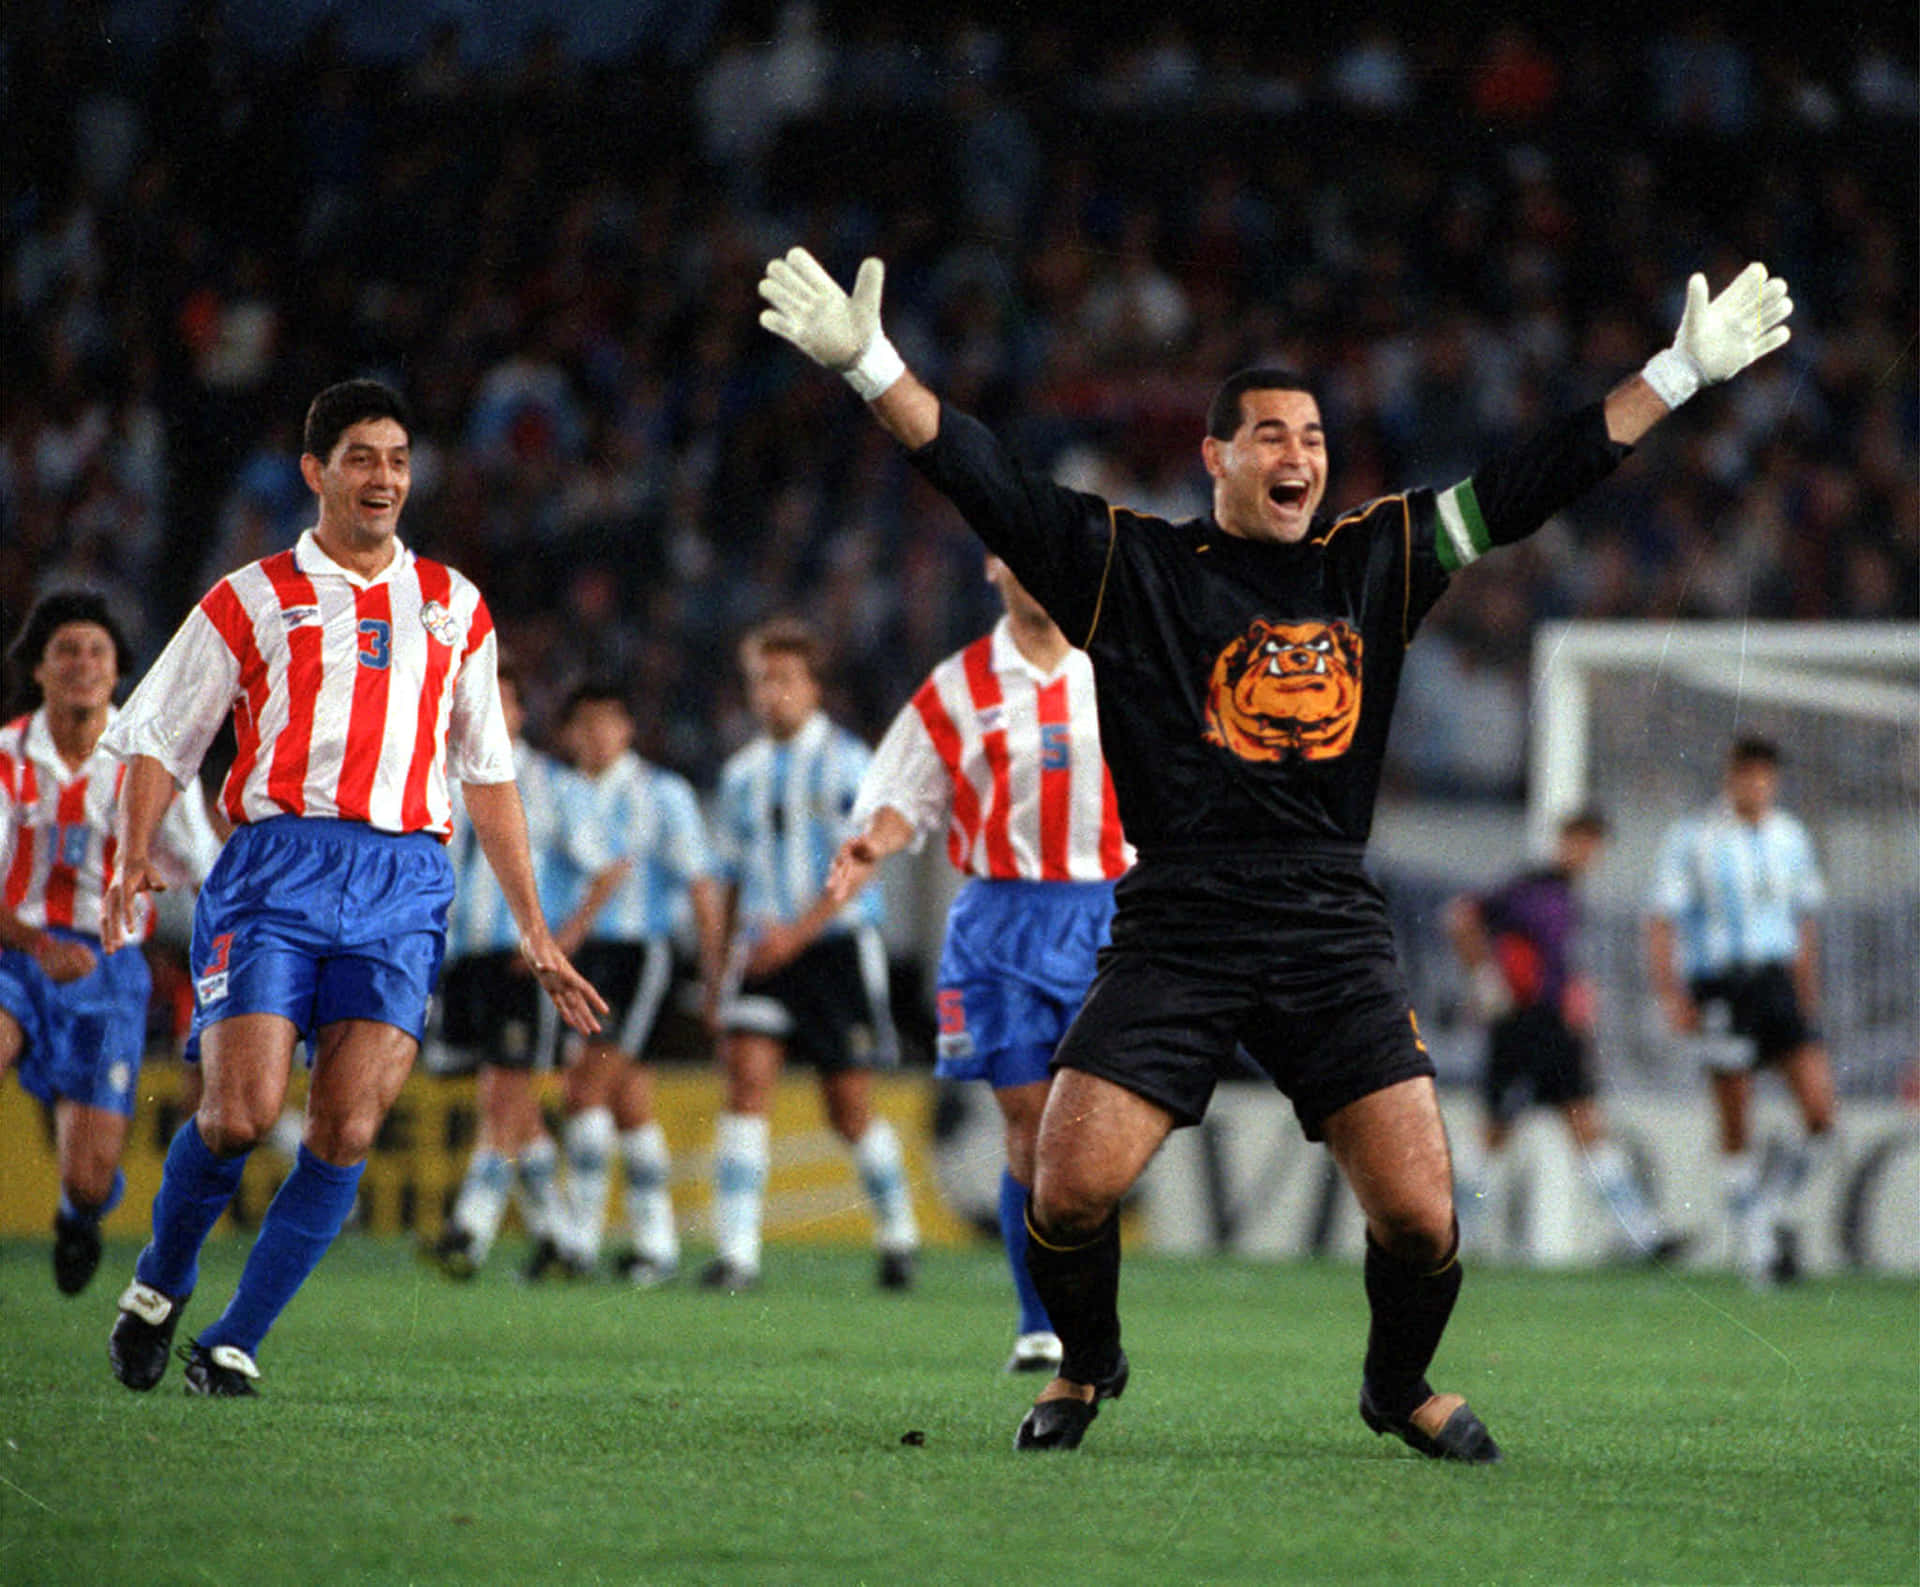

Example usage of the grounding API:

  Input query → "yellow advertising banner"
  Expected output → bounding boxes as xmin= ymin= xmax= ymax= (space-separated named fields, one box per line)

xmin=0 ymin=1060 xmax=975 ymax=1249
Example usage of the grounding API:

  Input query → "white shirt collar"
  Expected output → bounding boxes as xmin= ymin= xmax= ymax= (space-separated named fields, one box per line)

xmin=990 ymin=616 xmax=1074 ymax=686
xmin=24 ymin=703 xmax=117 ymax=774
xmin=294 ymin=527 xmax=412 ymax=590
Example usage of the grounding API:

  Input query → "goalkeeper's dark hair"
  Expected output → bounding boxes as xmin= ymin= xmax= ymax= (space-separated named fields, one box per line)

xmin=1728 ymin=735 xmax=1781 ymax=768
xmin=303 ymin=379 xmax=413 ymax=463
xmin=5 ymin=589 xmax=132 ymax=714
xmin=1206 ymin=368 xmax=1321 ymax=441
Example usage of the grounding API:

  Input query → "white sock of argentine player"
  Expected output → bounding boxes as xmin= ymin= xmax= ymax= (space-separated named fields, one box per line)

xmin=712 ymin=1112 xmax=769 ymax=1274
xmin=562 ymin=1107 xmax=616 ymax=1265
xmin=1773 ymin=1129 xmax=1834 ymax=1239
xmin=449 ymin=1148 xmax=512 ymax=1261
xmin=1583 ymin=1139 xmax=1665 ymax=1251
xmin=513 ymin=1135 xmax=564 ymax=1245
xmin=620 ymin=1122 xmax=679 ymax=1266
xmin=1722 ymin=1148 xmax=1770 ymax=1270
xmin=851 ymin=1118 xmax=918 ymax=1254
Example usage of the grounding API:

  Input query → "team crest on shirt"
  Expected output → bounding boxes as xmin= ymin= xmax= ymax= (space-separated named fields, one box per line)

xmin=1202 ymin=617 xmax=1364 ymax=763
xmin=975 ymin=705 xmax=1005 ymax=735
xmin=418 ymin=600 xmax=460 ymax=647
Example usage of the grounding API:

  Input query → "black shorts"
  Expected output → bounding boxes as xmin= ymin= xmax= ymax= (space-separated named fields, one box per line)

xmin=1482 ymin=1005 xmax=1594 ymax=1125
xmin=439 ymin=950 xmax=546 ymax=1069
xmin=572 ymin=938 xmax=676 ymax=1058
xmin=1689 ymin=963 xmax=1815 ymax=1069
xmin=1056 ymin=850 xmax=1434 ymax=1141
xmin=721 ymin=927 xmax=894 ymax=1074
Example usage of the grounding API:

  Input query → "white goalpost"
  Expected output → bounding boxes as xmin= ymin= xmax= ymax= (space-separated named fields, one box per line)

xmin=1528 ymin=620 xmax=1920 ymax=1096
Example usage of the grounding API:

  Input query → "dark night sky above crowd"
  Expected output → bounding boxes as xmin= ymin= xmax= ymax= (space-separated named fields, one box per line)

xmin=5 ymin=3 xmax=1914 ymax=799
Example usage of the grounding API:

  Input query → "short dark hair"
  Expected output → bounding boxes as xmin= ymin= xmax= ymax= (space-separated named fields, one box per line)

xmin=1559 ymin=808 xmax=1609 ymax=840
xmin=302 ymin=379 xmax=412 ymax=463
xmin=5 ymin=589 xmax=133 ymax=714
xmin=559 ymin=678 xmax=631 ymax=725
xmin=1205 ymin=368 xmax=1320 ymax=441
xmin=1729 ymin=735 xmax=1781 ymax=768
xmin=739 ymin=616 xmax=823 ymax=680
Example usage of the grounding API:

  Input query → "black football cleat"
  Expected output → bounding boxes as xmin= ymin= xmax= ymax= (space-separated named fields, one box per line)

xmin=520 ymin=1237 xmax=590 ymax=1283
xmin=425 ymin=1226 xmax=478 ymax=1281
xmin=876 ymin=1250 xmax=916 ymax=1292
xmin=109 ymin=1281 xmax=186 ymax=1391
xmin=698 ymin=1258 xmax=759 ymax=1293
xmin=1769 ymin=1227 xmax=1803 ymax=1286
xmin=1014 ymin=1350 xmax=1129 ymax=1452
xmin=1359 ymin=1385 xmax=1503 ymax=1464
xmin=52 ymin=1209 xmax=103 ymax=1296
xmin=181 ymin=1340 xmax=260 ymax=1398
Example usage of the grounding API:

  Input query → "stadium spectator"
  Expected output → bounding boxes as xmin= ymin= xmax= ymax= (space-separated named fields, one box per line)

xmin=1445 ymin=811 xmax=1684 ymax=1262
xmin=822 ymin=554 xmax=1132 ymax=1373
xmin=704 ymin=618 xmax=919 ymax=1293
xmin=99 ymin=378 xmax=604 ymax=1397
xmin=755 ymin=242 xmax=1790 ymax=1457
xmin=1645 ymin=736 xmax=1835 ymax=1286
xmin=0 ymin=591 xmax=219 ymax=1296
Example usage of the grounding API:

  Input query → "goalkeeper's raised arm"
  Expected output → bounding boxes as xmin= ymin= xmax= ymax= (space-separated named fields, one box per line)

xmin=758 ymin=246 xmax=1791 ymax=456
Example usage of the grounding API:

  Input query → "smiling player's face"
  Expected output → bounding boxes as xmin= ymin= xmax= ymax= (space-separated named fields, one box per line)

xmin=1202 ymin=387 xmax=1329 ymax=545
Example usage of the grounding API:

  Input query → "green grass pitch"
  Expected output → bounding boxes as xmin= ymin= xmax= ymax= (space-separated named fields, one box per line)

xmin=2 ymin=1237 xmax=1913 ymax=1586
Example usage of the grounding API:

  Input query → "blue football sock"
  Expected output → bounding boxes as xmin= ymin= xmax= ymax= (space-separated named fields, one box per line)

xmin=135 ymin=1121 xmax=248 ymax=1299
xmin=198 ymin=1146 xmax=364 ymax=1357
xmin=1001 ymin=1167 xmax=1052 ymax=1336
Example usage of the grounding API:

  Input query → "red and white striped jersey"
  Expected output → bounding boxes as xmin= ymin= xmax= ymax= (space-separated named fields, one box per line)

xmin=1 ymin=706 xmax=221 ymax=940
xmin=852 ymin=619 xmax=1132 ymax=882
xmin=102 ymin=530 xmax=514 ymax=839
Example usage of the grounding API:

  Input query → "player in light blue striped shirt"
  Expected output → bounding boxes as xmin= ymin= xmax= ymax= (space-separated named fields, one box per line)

xmin=1647 ymin=736 xmax=1834 ymax=1284
xmin=534 ymin=682 xmax=727 ymax=1286
xmin=703 ymin=618 xmax=916 ymax=1292
xmin=428 ymin=664 xmax=572 ymax=1279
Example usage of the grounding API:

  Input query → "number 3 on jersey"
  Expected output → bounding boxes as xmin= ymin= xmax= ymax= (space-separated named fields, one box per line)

xmin=357 ymin=618 xmax=392 ymax=670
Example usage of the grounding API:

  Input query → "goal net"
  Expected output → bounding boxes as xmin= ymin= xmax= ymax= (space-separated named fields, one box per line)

xmin=1529 ymin=621 xmax=1920 ymax=1097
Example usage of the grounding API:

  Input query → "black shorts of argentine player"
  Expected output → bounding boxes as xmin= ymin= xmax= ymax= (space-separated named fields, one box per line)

xmin=439 ymin=949 xmax=548 ymax=1070
xmin=720 ymin=929 xmax=896 ymax=1076
xmin=757 ymin=247 xmax=1793 ymax=1460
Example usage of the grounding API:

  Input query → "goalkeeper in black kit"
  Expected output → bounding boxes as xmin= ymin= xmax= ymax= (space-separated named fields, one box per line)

xmin=759 ymin=248 xmax=1791 ymax=1459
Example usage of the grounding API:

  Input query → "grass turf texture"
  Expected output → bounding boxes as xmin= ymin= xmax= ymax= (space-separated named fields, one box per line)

xmin=2 ymin=1239 xmax=1913 ymax=1586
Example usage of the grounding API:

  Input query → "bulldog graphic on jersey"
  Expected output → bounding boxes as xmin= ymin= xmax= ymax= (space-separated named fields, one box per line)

xmin=1203 ymin=617 xmax=1363 ymax=763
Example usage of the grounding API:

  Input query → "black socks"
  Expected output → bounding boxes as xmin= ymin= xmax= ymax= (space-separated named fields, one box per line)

xmin=1361 ymin=1225 xmax=1463 ymax=1419
xmin=1023 ymin=1203 xmax=1123 ymax=1386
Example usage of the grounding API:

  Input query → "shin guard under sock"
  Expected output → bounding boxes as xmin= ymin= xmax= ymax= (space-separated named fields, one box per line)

xmin=1022 ymin=1202 xmax=1121 ymax=1385
xmin=1361 ymin=1225 xmax=1464 ymax=1419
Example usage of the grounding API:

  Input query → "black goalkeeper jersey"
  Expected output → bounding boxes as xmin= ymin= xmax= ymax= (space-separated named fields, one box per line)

xmin=909 ymin=403 xmax=1630 ymax=857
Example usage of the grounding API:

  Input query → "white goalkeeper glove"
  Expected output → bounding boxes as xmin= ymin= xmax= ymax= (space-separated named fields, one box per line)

xmin=1640 ymin=261 xmax=1793 ymax=411
xmin=758 ymin=247 xmax=906 ymax=401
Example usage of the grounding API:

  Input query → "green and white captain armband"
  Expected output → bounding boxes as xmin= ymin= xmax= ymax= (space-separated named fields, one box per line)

xmin=843 ymin=332 xmax=906 ymax=402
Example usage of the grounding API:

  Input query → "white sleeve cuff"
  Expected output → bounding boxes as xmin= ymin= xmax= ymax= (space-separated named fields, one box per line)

xmin=843 ymin=333 xmax=906 ymax=402
xmin=1640 ymin=347 xmax=1703 ymax=411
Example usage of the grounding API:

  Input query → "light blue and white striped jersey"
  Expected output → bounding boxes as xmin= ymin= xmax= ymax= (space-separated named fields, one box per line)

xmin=713 ymin=712 xmax=882 ymax=933
xmin=1649 ymin=801 xmax=1825 ymax=979
xmin=445 ymin=740 xmax=563 ymax=958
xmin=547 ymin=750 xmax=715 ymax=942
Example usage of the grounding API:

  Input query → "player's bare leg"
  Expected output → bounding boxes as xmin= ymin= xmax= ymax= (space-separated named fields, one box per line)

xmin=51 ymin=1101 xmax=131 ymax=1294
xmin=1326 ymin=1075 xmax=1501 ymax=1463
xmin=1016 ymin=1069 xmax=1172 ymax=1448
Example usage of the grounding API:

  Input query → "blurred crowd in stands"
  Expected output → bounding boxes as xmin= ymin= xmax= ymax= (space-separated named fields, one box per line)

xmin=5 ymin=2 xmax=1915 ymax=799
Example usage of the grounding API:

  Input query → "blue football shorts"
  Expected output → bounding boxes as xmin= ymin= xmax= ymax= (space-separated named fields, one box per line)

xmin=0 ymin=929 xmax=151 ymax=1118
xmin=933 ymin=878 xmax=1116 ymax=1091
xmin=186 ymin=816 xmax=453 ymax=1061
